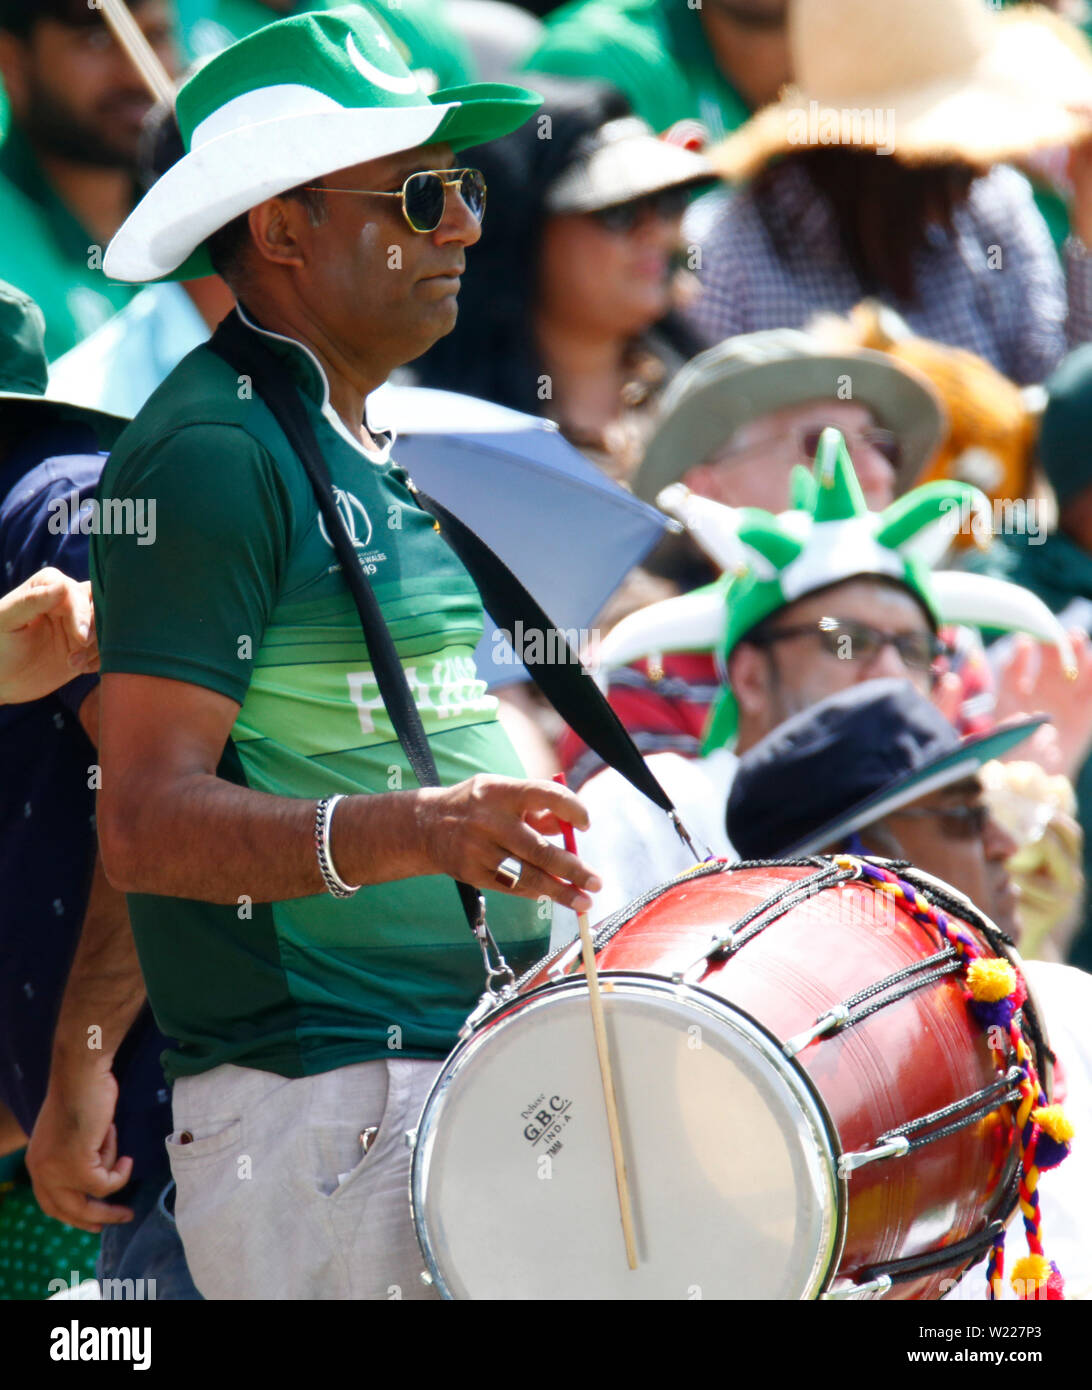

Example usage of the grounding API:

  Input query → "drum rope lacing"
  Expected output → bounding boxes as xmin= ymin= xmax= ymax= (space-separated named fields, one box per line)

xmin=837 ymin=856 xmax=1074 ymax=1301
xmin=876 ymin=1068 xmax=1024 ymax=1153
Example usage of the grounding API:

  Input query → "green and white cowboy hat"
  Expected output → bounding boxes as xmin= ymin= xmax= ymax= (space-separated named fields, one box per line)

xmin=598 ymin=429 xmax=1076 ymax=753
xmin=104 ymin=5 xmax=542 ymax=284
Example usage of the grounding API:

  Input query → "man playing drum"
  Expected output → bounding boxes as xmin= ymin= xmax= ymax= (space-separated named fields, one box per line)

xmin=90 ymin=7 xmax=599 ymax=1300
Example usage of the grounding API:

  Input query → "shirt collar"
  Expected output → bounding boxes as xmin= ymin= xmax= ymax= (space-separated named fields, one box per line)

xmin=234 ymin=303 xmax=395 ymax=465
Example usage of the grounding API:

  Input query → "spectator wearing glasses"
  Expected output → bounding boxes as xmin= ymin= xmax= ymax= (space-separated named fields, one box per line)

xmin=553 ymin=434 xmax=1075 ymax=927
xmin=412 ymin=77 xmax=715 ymax=483
xmin=558 ymin=327 xmax=947 ymax=782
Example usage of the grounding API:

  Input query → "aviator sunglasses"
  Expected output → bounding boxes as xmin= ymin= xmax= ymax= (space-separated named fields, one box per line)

xmin=303 ymin=168 xmax=487 ymax=234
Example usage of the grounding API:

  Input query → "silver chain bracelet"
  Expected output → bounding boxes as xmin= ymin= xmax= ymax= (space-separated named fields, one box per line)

xmin=314 ymin=794 xmax=360 ymax=899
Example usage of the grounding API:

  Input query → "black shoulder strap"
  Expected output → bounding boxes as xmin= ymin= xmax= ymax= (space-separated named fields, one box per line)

xmin=207 ymin=313 xmax=699 ymax=919
xmin=412 ymin=486 xmax=687 ymax=826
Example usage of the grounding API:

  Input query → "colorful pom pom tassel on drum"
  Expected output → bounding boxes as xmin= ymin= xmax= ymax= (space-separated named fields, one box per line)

xmin=1031 ymin=1104 xmax=1074 ymax=1171
xmin=965 ymin=958 xmax=1026 ymax=1030
xmin=1011 ymin=1254 xmax=1065 ymax=1301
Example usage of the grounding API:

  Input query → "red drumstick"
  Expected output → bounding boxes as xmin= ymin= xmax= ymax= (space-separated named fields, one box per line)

xmin=553 ymin=774 xmax=638 ymax=1270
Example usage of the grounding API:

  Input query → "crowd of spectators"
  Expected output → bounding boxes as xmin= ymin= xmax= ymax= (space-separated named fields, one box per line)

xmin=3 ymin=0 xmax=1092 ymax=1302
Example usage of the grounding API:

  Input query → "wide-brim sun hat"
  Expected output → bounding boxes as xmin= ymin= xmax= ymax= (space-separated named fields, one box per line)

xmin=0 ymin=280 xmax=127 ymax=448
xmin=104 ymin=5 xmax=543 ymax=284
xmin=711 ymin=0 xmax=1092 ymax=182
xmin=545 ymin=115 xmax=715 ymax=215
xmin=633 ymin=328 xmax=947 ymax=503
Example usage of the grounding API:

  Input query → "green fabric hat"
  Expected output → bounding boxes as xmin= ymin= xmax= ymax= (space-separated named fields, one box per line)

xmin=596 ymin=428 xmax=1076 ymax=751
xmin=0 ymin=280 xmax=127 ymax=447
xmin=104 ymin=5 xmax=542 ymax=283
xmin=700 ymin=430 xmax=948 ymax=753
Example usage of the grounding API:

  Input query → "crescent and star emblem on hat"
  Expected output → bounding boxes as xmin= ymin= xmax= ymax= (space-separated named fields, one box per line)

xmin=345 ymin=33 xmax=420 ymax=96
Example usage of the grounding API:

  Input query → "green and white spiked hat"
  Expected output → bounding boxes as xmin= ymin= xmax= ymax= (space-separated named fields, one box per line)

xmin=104 ymin=6 xmax=541 ymax=284
xmin=597 ymin=428 xmax=1076 ymax=752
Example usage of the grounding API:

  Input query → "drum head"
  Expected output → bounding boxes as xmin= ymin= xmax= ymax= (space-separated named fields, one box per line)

xmin=412 ymin=976 xmax=841 ymax=1299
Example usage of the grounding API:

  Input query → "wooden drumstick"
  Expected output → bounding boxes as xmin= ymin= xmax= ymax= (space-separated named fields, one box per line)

xmin=100 ymin=0 xmax=176 ymax=106
xmin=554 ymin=774 xmax=638 ymax=1271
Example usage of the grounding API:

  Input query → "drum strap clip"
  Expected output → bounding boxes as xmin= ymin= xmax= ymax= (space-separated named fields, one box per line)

xmin=837 ymin=1134 xmax=911 ymax=1179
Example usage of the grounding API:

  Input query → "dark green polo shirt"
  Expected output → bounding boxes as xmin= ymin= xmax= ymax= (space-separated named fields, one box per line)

xmin=91 ymin=308 xmax=547 ymax=1081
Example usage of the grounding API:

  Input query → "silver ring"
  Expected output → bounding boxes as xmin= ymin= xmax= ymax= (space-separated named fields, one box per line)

xmin=494 ymin=855 xmax=523 ymax=890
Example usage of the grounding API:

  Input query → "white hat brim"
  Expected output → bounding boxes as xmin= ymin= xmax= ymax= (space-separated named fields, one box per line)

xmin=546 ymin=133 xmax=713 ymax=214
xmin=104 ymin=101 xmax=456 ymax=283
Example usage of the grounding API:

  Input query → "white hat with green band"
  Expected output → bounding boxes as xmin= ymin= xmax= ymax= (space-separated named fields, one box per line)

xmin=104 ymin=5 xmax=542 ymax=285
xmin=597 ymin=428 xmax=1077 ymax=754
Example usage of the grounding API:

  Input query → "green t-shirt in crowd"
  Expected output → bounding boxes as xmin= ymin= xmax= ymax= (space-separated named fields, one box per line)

xmin=176 ymin=0 xmax=476 ymax=90
xmin=523 ymin=0 xmax=751 ymax=142
xmin=91 ymin=309 xmax=547 ymax=1082
xmin=0 ymin=124 xmax=134 ymax=360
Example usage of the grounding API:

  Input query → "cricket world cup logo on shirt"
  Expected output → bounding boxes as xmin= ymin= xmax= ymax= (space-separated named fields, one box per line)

xmin=317 ymin=489 xmax=388 ymax=575
xmin=319 ymin=488 xmax=373 ymax=551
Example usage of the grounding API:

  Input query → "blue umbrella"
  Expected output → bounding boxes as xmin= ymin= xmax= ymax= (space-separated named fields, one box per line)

xmin=367 ymin=384 xmax=671 ymax=687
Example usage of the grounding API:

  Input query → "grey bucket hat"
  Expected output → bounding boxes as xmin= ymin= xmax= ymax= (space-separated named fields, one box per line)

xmin=633 ymin=328 xmax=947 ymax=503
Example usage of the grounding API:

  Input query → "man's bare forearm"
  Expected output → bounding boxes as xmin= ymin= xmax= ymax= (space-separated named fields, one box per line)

xmin=101 ymin=773 xmax=434 ymax=903
xmin=51 ymin=854 xmax=146 ymax=1071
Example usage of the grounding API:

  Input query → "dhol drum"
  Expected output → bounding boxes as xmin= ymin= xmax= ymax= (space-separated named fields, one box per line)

xmin=410 ymin=858 xmax=1053 ymax=1300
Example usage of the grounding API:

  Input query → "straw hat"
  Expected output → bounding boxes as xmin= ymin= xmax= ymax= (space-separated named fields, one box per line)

xmin=711 ymin=0 xmax=1092 ymax=181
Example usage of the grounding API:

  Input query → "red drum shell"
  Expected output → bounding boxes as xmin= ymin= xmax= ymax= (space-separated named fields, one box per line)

xmin=538 ymin=863 xmax=1019 ymax=1300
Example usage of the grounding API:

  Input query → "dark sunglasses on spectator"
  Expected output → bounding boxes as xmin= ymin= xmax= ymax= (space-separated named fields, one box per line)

xmin=590 ymin=186 xmax=692 ymax=233
xmin=747 ymin=617 xmax=951 ymax=673
xmin=887 ymin=803 xmax=991 ymax=840
xmin=305 ymin=168 xmax=486 ymax=234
